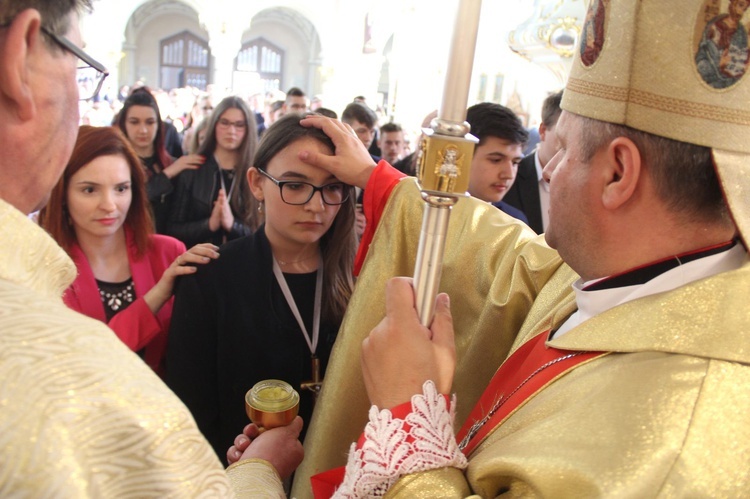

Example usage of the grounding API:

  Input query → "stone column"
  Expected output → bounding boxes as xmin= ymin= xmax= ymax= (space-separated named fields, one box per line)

xmin=201 ymin=13 xmax=244 ymax=96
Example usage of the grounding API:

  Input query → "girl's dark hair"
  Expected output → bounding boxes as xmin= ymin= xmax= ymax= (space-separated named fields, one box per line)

xmin=116 ymin=86 xmax=173 ymax=170
xmin=39 ymin=126 xmax=153 ymax=257
xmin=253 ymin=112 xmax=357 ymax=323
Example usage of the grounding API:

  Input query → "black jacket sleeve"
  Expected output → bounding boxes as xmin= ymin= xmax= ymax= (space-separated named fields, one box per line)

xmin=145 ymin=172 xmax=174 ymax=203
xmin=166 ymin=269 xmax=220 ymax=452
xmin=166 ymin=170 xmax=215 ymax=247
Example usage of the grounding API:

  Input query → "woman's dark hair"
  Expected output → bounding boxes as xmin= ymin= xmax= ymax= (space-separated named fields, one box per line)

xmin=116 ymin=86 xmax=173 ymax=170
xmin=253 ymin=112 xmax=357 ymax=323
xmin=39 ymin=126 xmax=153 ymax=257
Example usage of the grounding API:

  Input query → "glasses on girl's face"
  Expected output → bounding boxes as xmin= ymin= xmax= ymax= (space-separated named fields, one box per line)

xmin=218 ymin=119 xmax=246 ymax=129
xmin=258 ymin=169 xmax=349 ymax=206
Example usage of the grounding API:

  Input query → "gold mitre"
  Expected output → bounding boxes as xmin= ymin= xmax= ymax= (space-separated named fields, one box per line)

xmin=562 ymin=0 xmax=750 ymax=244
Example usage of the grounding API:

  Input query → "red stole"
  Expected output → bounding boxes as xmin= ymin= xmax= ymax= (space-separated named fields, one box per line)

xmin=457 ymin=331 xmax=607 ymax=456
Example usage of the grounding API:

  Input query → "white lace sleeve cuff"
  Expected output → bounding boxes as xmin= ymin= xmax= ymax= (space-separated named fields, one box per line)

xmin=333 ymin=380 xmax=467 ymax=498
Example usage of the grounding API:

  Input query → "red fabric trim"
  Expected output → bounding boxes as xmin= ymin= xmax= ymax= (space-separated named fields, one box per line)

xmin=353 ymin=161 xmax=406 ymax=275
xmin=456 ymin=331 xmax=606 ymax=456
xmin=311 ymin=466 xmax=346 ymax=499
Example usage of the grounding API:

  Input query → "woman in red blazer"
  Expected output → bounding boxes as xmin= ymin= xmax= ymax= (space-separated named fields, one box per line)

xmin=39 ymin=126 xmax=218 ymax=376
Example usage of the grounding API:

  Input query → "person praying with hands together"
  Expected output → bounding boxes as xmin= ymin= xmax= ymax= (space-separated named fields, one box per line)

xmin=168 ymin=96 xmax=258 ymax=247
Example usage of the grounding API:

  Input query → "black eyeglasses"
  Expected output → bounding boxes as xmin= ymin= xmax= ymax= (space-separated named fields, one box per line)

xmin=258 ymin=169 xmax=349 ymax=206
xmin=217 ymin=118 xmax=247 ymax=129
xmin=1 ymin=22 xmax=109 ymax=101
xmin=39 ymin=26 xmax=109 ymax=101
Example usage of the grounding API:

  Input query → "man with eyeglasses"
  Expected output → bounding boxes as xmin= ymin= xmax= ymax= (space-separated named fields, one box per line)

xmin=0 ymin=1 xmax=298 ymax=495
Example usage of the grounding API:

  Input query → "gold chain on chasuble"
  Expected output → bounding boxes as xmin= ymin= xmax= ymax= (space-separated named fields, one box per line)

xmin=457 ymin=331 xmax=608 ymax=455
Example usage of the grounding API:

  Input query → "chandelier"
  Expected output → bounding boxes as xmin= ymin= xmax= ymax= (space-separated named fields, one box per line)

xmin=507 ymin=0 xmax=587 ymax=84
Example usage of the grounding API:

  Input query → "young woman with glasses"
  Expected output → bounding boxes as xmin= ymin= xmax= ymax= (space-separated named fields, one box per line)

xmin=38 ymin=126 xmax=218 ymax=377
xmin=167 ymin=96 xmax=258 ymax=247
xmin=166 ymin=112 xmax=357 ymax=461
xmin=116 ymin=87 xmax=205 ymax=234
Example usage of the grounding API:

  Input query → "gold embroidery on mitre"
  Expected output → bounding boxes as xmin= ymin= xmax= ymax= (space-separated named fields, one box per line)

xmin=694 ymin=0 xmax=750 ymax=89
xmin=567 ymin=76 xmax=750 ymax=125
xmin=566 ymin=77 xmax=630 ymax=102
xmin=630 ymin=88 xmax=750 ymax=124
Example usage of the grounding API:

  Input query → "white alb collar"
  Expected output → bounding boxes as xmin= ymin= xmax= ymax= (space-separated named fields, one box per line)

xmin=553 ymin=244 xmax=746 ymax=338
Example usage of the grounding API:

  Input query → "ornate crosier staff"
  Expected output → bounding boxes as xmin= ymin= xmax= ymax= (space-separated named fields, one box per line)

xmin=413 ymin=0 xmax=482 ymax=326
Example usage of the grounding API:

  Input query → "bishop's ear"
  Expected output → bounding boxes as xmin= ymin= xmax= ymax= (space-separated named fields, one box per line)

xmin=601 ymin=136 xmax=642 ymax=211
xmin=0 ymin=9 xmax=44 ymax=122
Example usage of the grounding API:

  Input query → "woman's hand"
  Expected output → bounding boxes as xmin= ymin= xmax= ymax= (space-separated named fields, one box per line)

xmin=220 ymin=194 xmax=235 ymax=232
xmin=208 ymin=188 xmax=234 ymax=232
xmin=162 ymin=154 xmax=205 ymax=179
xmin=143 ymin=243 xmax=219 ymax=315
xmin=208 ymin=189 xmax=226 ymax=232
xmin=226 ymin=417 xmax=305 ymax=480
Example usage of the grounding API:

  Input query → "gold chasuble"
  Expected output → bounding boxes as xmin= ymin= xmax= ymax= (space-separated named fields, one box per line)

xmin=293 ymin=179 xmax=750 ymax=497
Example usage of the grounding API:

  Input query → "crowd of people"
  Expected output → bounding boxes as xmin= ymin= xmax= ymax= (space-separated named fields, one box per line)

xmin=2 ymin=0 xmax=749 ymax=497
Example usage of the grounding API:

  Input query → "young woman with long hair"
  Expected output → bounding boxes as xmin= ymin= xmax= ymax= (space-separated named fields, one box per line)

xmin=116 ymin=87 xmax=205 ymax=233
xmin=166 ymin=113 xmax=357 ymax=460
xmin=167 ymin=96 xmax=258 ymax=247
xmin=39 ymin=126 xmax=218 ymax=376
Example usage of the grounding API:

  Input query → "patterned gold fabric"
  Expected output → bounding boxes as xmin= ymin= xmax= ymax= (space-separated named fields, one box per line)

xmin=293 ymin=180 xmax=750 ymax=497
xmin=0 ymin=198 xmax=279 ymax=497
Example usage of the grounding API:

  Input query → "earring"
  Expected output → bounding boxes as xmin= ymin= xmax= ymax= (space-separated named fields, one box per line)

xmin=258 ymin=200 xmax=265 ymax=215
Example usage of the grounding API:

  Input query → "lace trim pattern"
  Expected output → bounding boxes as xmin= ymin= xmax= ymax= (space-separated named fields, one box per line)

xmin=334 ymin=380 xmax=467 ymax=498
